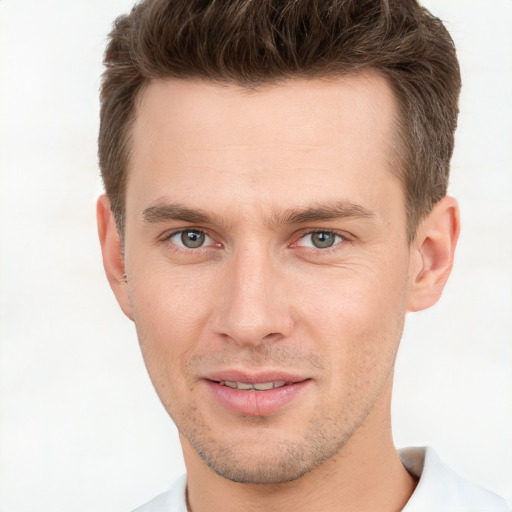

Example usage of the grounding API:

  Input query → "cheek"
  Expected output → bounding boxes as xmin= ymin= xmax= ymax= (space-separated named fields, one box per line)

xmin=129 ymin=258 xmax=217 ymax=334
xmin=295 ymin=258 xmax=409 ymax=373
xmin=127 ymin=264 xmax=219 ymax=392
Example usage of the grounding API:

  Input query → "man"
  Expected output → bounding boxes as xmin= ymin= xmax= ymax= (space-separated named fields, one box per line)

xmin=96 ymin=1 xmax=511 ymax=511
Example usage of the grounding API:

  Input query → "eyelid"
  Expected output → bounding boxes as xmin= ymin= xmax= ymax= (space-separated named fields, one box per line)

xmin=291 ymin=229 xmax=349 ymax=249
xmin=160 ymin=228 xmax=219 ymax=249
xmin=158 ymin=227 xmax=351 ymax=251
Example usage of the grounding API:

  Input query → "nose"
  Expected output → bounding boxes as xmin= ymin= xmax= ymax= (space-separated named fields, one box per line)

xmin=212 ymin=246 xmax=295 ymax=347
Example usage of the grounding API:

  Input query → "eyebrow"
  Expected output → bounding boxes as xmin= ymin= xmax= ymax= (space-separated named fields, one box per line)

xmin=141 ymin=200 xmax=376 ymax=227
xmin=142 ymin=203 xmax=223 ymax=225
xmin=273 ymin=201 xmax=377 ymax=225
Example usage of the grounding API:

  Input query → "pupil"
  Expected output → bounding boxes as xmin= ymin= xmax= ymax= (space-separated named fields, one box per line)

xmin=312 ymin=232 xmax=335 ymax=248
xmin=181 ymin=231 xmax=205 ymax=248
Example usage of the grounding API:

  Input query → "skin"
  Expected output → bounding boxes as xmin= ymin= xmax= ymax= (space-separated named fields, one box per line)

xmin=98 ymin=73 xmax=459 ymax=512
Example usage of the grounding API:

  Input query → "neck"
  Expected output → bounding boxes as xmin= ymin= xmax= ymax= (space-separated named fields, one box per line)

xmin=182 ymin=381 xmax=417 ymax=512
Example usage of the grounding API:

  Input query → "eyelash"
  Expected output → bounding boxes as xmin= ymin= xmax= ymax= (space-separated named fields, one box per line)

xmin=161 ymin=228 xmax=349 ymax=255
xmin=296 ymin=230 xmax=345 ymax=248
xmin=161 ymin=229 xmax=218 ymax=252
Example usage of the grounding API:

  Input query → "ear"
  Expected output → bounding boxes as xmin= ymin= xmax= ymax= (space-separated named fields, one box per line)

xmin=97 ymin=195 xmax=133 ymax=320
xmin=407 ymin=196 xmax=460 ymax=312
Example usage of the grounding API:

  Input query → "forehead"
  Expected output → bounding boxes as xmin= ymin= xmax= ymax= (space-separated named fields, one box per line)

xmin=127 ymin=74 xmax=401 ymax=223
xmin=131 ymin=73 xmax=397 ymax=155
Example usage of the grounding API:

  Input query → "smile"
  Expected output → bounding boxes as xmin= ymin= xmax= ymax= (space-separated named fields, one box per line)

xmin=220 ymin=380 xmax=287 ymax=391
xmin=205 ymin=376 xmax=311 ymax=415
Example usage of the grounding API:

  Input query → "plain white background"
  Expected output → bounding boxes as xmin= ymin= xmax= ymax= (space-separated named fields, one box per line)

xmin=0 ymin=1 xmax=511 ymax=510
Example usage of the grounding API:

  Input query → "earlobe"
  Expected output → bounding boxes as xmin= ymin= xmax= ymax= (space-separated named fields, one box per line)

xmin=407 ymin=196 xmax=460 ymax=312
xmin=97 ymin=195 xmax=134 ymax=320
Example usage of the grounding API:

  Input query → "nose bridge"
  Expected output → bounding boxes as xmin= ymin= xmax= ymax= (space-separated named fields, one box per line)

xmin=216 ymin=241 xmax=292 ymax=346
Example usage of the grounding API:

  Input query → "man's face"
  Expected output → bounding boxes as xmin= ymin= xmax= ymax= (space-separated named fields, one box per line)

xmin=120 ymin=74 xmax=417 ymax=483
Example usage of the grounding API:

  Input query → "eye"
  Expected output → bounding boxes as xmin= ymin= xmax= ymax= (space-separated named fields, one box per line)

xmin=169 ymin=229 xmax=212 ymax=249
xmin=299 ymin=231 xmax=344 ymax=249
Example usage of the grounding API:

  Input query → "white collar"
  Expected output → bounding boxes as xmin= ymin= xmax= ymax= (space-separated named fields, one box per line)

xmin=399 ymin=446 xmax=510 ymax=511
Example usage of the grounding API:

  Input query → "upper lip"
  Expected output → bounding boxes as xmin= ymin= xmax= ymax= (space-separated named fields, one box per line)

xmin=204 ymin=369 xmax=308 ymax=385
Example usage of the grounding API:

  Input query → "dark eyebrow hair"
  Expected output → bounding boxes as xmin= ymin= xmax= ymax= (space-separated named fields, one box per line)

xmin=141 ymin=200 xmax=376 ymax=227
xmin=142 ymin=203 xmax=222 ymax=225
xmin=273 ymin=201 xmax=376 ymax=225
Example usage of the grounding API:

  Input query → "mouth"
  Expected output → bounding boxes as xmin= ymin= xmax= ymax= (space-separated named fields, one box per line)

xmin=214 ymin=380 xmax=290 ymax=391
xmin=203 ymin=373 xmax=311 ymax=416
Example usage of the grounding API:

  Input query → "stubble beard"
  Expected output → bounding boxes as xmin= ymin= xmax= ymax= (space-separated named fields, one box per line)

xmin=173 ymin=386 xmax=381 ymax=485
xmin=135 ymin=321 xmax=399 ymax=486
xmin=182 ymin=414 xmax=355 ymax=484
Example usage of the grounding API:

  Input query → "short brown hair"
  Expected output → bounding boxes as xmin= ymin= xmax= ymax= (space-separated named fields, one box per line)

xmin=99 ymin=0 xmax=461 ymax=241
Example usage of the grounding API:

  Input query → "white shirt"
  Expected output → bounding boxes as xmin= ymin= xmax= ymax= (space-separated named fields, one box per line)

xmin=132 ymin=447 xmax=511 ymax=512
xmin=399 ymin=447 xmax=511 ymax=511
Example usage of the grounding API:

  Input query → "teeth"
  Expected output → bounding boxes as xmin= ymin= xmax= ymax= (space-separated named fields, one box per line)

xmin=252 ymin=382 xmax=274 ymax=391
xmin=220 ymin=380 xmax=287 ymax=391
xmin=236 ymin=382 xmax=254 ymax=390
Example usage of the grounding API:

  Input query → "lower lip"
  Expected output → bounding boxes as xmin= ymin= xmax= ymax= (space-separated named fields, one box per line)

xmin=204 ymin=380 xmax=311 ymax=416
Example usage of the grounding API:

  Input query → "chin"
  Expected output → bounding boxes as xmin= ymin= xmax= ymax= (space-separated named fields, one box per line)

xmin=202 ymin=451 xmax=313 ymax=485
xmin=189 ymin=428 xmax=344 ymax=485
